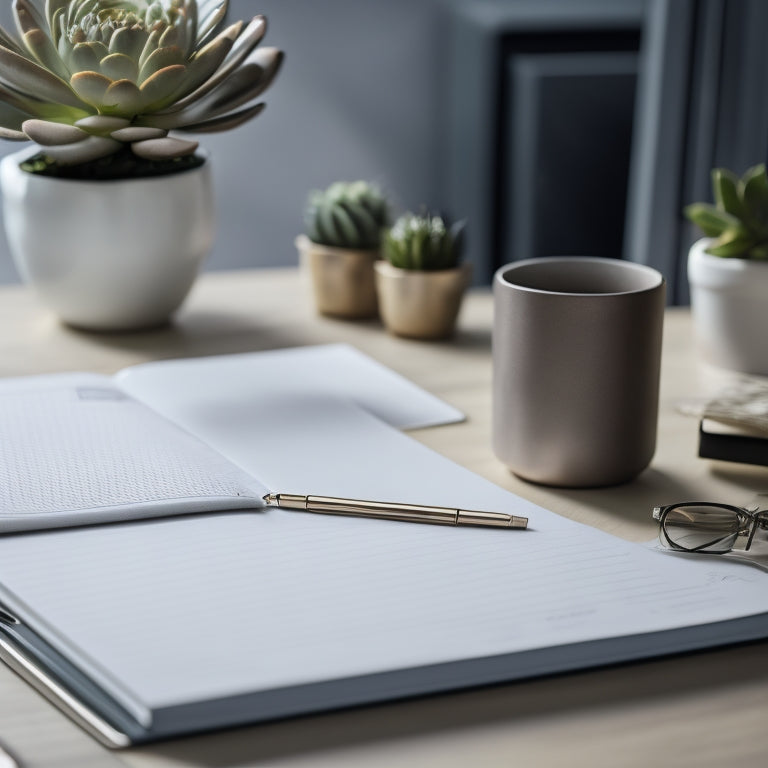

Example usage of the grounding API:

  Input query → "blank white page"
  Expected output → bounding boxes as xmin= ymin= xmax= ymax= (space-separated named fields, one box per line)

xmin=0 ymin=400 xmax=767 ymax=722
xmin=116 ymin=343 xmax=464 ymax=432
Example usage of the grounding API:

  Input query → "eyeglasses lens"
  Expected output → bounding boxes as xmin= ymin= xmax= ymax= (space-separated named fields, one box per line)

xmin=663 ymin=505 xmax=741 ymax=553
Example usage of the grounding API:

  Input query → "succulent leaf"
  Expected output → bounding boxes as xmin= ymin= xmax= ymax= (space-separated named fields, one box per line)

xmin=23 ymin=27 xmax=70 ymax=80
xmin=110 ymin=124 xmax=165 ymax=141
xmin=14 ymin=1 xmax=49 ymax=41
xmin=139 ymin=63 xmax=187 ymax=109
xmin=138 ymin=27 xmax=162 ymax=69
xmin=706 ymin=226 xmax=756 ymax=258
xmin=0 ymin=0 xmax=281 ymax=168
xmin=75 ymin=113 xmax=129 ymax=131
xmin=0 ymin=81 xmax=38 ymax=118
xmin=103 ymin=78 xmax=143 ymax=115
xmin=224 ymin=15 xmax=266 ymax=68
xmin=159 ymin=24 xmax=181 ymax=50
xmin=108 ymin=25 xmax=146 ymax=59
xmin=170 ymin=99 xmax=264 ymax=133
xmin=130 ymin=135 xmax=197 ymax=159
xmin=68 ymin=40 xmax=101 ymax=70
xmin=0 ymin=95 xmax=31 ymax=129
xmin=164 ymin=29 xmax=235 ymax=105
xmin=196 ymin=0 xmax=228 ymax=47
xmin=165 ymin=43 xmax=280 ymax=119
xmin=22 ymin=117 xmax=88 ymax=144
xmin=683 ymin=203 xmax=736 ymax=238
xmin=45 ymin=0 xmax=70 ymax=28
xmin=42 ymin=134 xmax=120 ymax=164
xmin=138 ymin=45 xmax=185 ymax=84
xmin=169 ymin=51 xmax=281 ymax=126
xmin=70 ymin=69 xmax=112 ymax=106
xmin=712 ymin=168 xmax=743 ymax=218
xmin=741 ymin=164 xmax=768 ymax=238
xmin=383 ymin=213 xmax=465 ymax=271
xmin=0 ymin=126 xmax=29 ymax=140
xmin=0 ymin=23 xmax=26 ymax=56
xmin=686 ymin=164 xmax=768 ymax=259
xmin=100 ymin=52 xmax=139 ymax=81
xmin=0 ymin=44 xmax=89 ymax=110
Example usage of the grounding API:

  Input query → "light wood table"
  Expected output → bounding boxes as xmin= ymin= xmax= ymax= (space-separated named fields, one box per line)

xmin=1 ymin=268 xmax=767 ymax=768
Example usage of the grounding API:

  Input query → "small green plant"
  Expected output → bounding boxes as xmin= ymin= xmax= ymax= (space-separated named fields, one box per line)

xmin=685 ymin=164 xmax=768 ymax=259
xmin=0 ymin=1 xmax=283 ymax=170
xmin=304 ymin=181 xmax=390 ymax=250
xmin=383 ymin=212 xmax=465 ymax=271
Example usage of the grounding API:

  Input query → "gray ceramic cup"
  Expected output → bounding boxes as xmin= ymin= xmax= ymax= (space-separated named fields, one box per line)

xmin=493 ymin=257 xmax=666 ymax=487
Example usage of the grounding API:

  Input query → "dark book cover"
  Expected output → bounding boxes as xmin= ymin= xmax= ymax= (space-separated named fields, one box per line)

xmin=699 ymin=419 xmax=768 ymax=467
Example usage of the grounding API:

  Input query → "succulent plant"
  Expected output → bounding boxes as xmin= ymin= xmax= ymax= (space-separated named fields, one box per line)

xmin=304 ymin=180 xmax=390 ymax=250
xmin=0 ymin=1 xmax=283 ymax=166
xmin=685 ymin=164 xmax=768 ymax=259
xmin=383 ymin=212 xmax=465 ymax=271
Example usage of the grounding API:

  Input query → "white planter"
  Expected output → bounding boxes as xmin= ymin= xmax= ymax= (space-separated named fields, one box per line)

xmin=0 ymin=148 xmax=214 ymax=331
xmin=688 ymin=237 xmax=768 ymax=375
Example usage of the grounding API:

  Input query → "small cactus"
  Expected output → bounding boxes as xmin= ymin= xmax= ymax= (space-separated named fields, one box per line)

xmin=304 ymin=180 xmax=390 ymax=250
xmin=383 ymin=212 xmax=465 ymax=271
xmin=685 ymin=164 xmax=768 ymax=259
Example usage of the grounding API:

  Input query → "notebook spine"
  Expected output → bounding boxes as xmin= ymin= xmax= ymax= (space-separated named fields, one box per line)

xmin=0 ymin=608 xmax=140 ymax=748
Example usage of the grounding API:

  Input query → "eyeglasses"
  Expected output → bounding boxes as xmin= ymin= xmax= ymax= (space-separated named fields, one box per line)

xmin=653 ymin=501 xmax=768 ymax=555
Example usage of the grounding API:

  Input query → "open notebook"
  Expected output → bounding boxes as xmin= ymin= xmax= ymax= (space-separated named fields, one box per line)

xmin=0 ymin=344 xmax=462 ymax=534
xmin=1 ymin=347 xmax=768 ymax=747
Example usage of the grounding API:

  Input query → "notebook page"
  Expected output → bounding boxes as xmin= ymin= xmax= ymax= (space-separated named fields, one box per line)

xmin=0 ymin=400 xmax=766 ymax=717
xmin=0 ymin=374 xmax=267 ymax=533
xmin=116 ymin=343 xmax=464 ymax=432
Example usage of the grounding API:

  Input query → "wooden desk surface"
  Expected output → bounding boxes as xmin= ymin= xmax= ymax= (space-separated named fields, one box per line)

xmin=0 ymin=268 xmax=766 ymax=768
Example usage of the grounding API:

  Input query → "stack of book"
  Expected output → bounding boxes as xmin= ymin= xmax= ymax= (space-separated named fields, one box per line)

xmin=697 ymin=379 xmax=768 ymax=466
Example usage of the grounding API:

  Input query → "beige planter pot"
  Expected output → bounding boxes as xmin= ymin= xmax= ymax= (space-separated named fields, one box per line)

xmin=296 ymin=234 xmax=378 ymax=319
xmin=374 ymin=261 xmax=472 ymax=339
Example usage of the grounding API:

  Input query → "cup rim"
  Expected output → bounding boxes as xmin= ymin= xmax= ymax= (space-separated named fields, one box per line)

xmin=494 ymin=256 xmax=664 ymax=298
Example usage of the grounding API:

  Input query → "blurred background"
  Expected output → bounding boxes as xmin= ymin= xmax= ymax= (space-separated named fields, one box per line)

xmin=0 ymin=0 xmax=766 ymax=303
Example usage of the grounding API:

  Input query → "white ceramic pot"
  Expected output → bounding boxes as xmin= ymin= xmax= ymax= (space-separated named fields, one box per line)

xmin=688 ymin=237 xmax=768 ymax=375
xmin=0 ymin=148 xmax=214 ymax=331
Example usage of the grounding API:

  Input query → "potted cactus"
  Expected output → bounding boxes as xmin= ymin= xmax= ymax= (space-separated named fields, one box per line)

xmin=375 ymin=212 xmax=470 ymax=340
xmin=0 ymin=0 xmax=283 ymax=331
xmin=685 ymin=164 xmax=768 ymax=374
xmin=296 ymin=180 xmax=390 ymax=319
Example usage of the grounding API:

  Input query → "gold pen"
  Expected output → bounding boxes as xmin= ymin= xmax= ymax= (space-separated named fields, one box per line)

xmin=263 ymin=493 xmax=528 ymax=529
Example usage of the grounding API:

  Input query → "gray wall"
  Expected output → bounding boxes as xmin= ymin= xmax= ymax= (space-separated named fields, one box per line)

xmin=0 ymin=0 xmax=448 ymax=283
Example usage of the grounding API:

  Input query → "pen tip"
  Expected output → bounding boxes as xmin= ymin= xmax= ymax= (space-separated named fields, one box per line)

xmin=263 ymin=492 xmax=278 ymax=505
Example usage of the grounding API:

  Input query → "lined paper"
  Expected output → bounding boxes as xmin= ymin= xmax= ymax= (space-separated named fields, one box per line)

xmin=0 ymin=400 xmax=766 ymax=720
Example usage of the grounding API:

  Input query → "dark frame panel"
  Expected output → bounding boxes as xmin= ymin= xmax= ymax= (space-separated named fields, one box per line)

xmin=442 ymin=0 xmax=646 ymax=283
